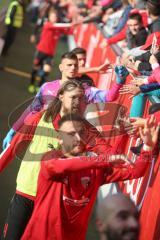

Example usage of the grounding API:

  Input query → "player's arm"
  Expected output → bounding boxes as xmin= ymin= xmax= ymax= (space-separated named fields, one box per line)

xmin=87 ymin=66 xmax=129 ymax=103
xmin=83 ymin=119 xmax=129 ymax=155
xmin=2 ymin=86 xmax=44 ymax=149
xmin=104 ymin=149 xmax=152 ymax=183
xmin=140 ymin=82 xmax=160 ymax=93
xmin=0 ymin=112 xmax=41 ymax=172
xmin=104 ymin=116 xmax=159 ymax=183
xmin=78 ymin=60 xmax=111 ymax=75
xmin=41 ymin=152 xmax=112 ymax=179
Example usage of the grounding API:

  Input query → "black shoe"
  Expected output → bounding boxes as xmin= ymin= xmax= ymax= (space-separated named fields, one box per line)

xmin=130 ymin=143 xmax=143 ymax=156
xmin=149 ymin=103 xmax=160 ymax=114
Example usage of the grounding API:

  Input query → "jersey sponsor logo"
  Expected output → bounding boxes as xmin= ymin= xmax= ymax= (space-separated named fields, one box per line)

xmin=63 ymin=195 xmax=90 ymax=206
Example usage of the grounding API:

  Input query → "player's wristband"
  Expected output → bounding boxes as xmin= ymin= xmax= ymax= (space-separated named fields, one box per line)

xmin=143 ymin=144 xmax=153 ymax=151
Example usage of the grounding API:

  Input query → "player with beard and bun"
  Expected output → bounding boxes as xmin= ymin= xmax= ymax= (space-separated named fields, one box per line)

xmin=3 ymin=51 xmax=129 ymax=149
xmin=96 ymin=193 xmax=139 ymax=240
xmin=1 ymin=80 xmax=127 ymax=240
xmin=21 ymin=114 xmax=158 ymax=240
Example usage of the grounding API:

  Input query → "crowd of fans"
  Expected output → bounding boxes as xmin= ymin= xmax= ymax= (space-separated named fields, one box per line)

xmin=0 ymin=0 xmax=160 ymax=239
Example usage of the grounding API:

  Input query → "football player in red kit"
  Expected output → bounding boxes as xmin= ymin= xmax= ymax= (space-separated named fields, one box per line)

xmin=29 ymin=7 xmax=73 ymax=93
xmin=21 ymin=114 xmax=159 ymax=240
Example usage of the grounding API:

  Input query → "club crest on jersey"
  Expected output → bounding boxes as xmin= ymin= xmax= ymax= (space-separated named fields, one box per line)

xmin=81 ymin=177 xmax=90 ymax=188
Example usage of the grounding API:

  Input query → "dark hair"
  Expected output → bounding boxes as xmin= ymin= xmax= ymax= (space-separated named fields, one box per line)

xmin=129 ymin=13 xmax=143 ymax=23
xmin=147 ymin=0 xmax=160 ymax=16
xmin=71 ymin=47 xmax=86 ymax=55
xmin=58 ymin=113 xmax=84 ymax=128
xmin=44 ymin=80 xmax=84 ymax=122
xmin=149 ymin=103 xmax=160 ymax=114
xmin=61 ymin=52 xmax=78 ymax=62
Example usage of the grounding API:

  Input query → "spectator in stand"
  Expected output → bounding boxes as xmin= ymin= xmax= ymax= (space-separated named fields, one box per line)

xmin=30 ymin=1 xmax=50 ymax=44
xmin=119 ymin=86 xmax=160 ymax=117
xmin=101 ymin=0 xmax=148 ymax=47
xmin=71 ymin=47 xmax=111 ymax=86
xmin=126 ymin=12 xmax=148 ymax=49
xmin=124 ymin=110 xmax=160 ymax=155
xmin=73 ymin=0 xmax=122 ymax=25
xmin=129 ymin=49 xmax=160 ymax=91
xmin=96 ymin=193 xmax=139 ymax=240
xmin=110 ymin=0 xmax=133 ymax=36
xmin=27 ymin=0 xmax=43 ymax=23
xmin=146 ymin=0 xmax=160 ymax=33
xmin=124 ymin=32 xmax=160 ymax=74
xmin=100 ymin=0 xmax=113 ymax=8
xmin=119 ymin=48 xmax=160 ymax=117
xmin=149 ymin=103 xmax=160 ymax=116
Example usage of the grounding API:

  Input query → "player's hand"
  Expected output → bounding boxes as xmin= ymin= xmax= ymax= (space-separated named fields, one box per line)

xmin=124 ymin=117 xmax=146 ymax=136
xmin=131 ymin=77 xmax=147 ymax=86
xmin=119 ymin=84 xmax=140 ymax=99
xmin=98 ymin=59 xmax=111 ymax=72
xmin=139 ymin=115 xmax=160 ymax=149
xmin=149 ymin=54 xmax=158 ymax=65
xmin=3 ymin=128 xmax=16 ymax=150
xmin=115 ymin=66 xmax=129 ymax=84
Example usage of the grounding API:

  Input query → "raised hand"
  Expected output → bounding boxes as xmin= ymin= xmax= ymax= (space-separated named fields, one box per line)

xmin=119 ymin=84 xmax=140 ymax=99
xmin=115 ymin=66 xmax=129 ymax=84
xmin=98 ymin=59 xmax=112 ymax=73
xmin=124 ymin=117 xmax=146 ymax=136
xmin=131 ymin=77 xmax=147 ymax=86
xmin=139 ymin=115 xmax=160 ymax=149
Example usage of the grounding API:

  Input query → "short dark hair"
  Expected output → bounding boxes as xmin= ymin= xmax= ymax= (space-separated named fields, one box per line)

xmin=61 ymin=52 xmax=78 ymax=62
xmin=147 ymin=0 xmax=160 ymax=16
xmin=71 ymin=47 xmax=86 ymax=55
xmin=58 ymin=113 xmax=84 ymax=129
xmin=129 ymin=13 xmax=143 ymax=23
xmin=149 ymin=103 xmax=160 ymax=114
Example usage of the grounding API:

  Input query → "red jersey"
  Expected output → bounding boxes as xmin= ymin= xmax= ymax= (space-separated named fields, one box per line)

xmin=0 ymin=109 xmax=128 ymax=174
xmin=154 ymin=111 xmax=160 ymax=123
xmin=37 ymin=22 xmax=72 ymax=56
xmin=22 ymin=149 xmax=152 ymax=240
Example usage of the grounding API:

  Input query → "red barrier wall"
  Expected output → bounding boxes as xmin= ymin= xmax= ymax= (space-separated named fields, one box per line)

xmin=74 ymin=23 xmax=160 ymax=240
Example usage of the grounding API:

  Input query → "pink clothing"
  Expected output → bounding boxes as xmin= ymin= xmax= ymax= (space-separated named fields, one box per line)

xmin=148 ymin=66 xmax=160 ymax=83
xmin=12 ymin=80 xmax=122 ymax=131
xmin=100 ymin=0 xmax=113 ymax=7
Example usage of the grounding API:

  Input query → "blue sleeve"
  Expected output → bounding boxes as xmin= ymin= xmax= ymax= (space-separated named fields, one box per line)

xmin=85 ymin=87 xmax=109 ymax=103
xmin=30 ymin=86 xmax=44 ymax=112
xmin=112 ymin=5 xmax=132 ymax=35
xmin=140 ymin=83 xmax=160 ymax=93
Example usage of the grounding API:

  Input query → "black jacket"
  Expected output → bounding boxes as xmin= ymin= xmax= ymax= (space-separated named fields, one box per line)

xmin=135 ymin=51 xmax=160 ymax=72
xmin=148 ymin=17 xmax=160 ymax=33
xmin=126 ymin=27 xmax=148 ymax=49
